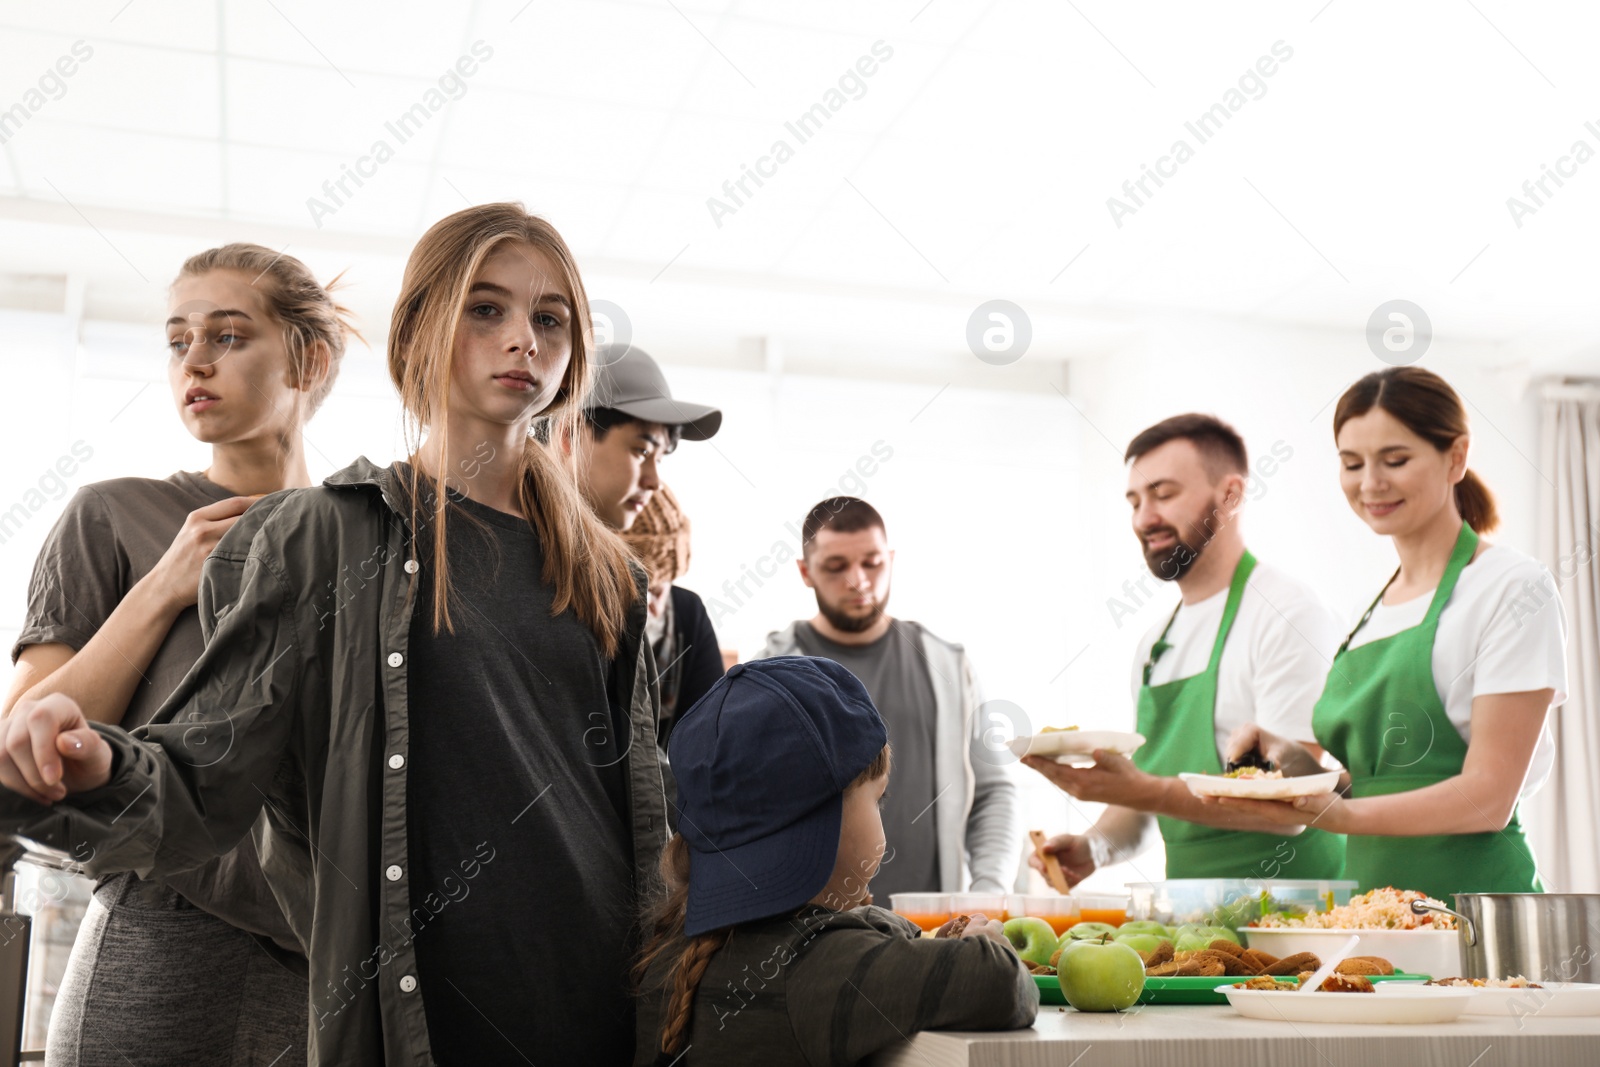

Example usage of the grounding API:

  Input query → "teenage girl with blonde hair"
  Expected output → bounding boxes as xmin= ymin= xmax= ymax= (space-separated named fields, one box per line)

xmin=0 ymin=204 xmax=665 ymax=1065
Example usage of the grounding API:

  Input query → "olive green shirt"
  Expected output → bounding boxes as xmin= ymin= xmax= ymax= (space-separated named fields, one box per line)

xmin=0 ymin=457 xmax=669 ymax=1067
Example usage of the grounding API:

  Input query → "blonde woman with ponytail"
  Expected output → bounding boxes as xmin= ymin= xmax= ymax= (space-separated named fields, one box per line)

xmin=3 ymin=243 xmax=353 ymax=1066
xmin=1215 ymin=367 xmax=1568 ymax=901
xmin=0 ymin=205 xmax=666 ymax=1066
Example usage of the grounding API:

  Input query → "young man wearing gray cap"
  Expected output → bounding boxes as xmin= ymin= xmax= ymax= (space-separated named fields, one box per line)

xmin=561 ymin=345 xmax=726 ymax=769
xmin=559 ymin=344 xmax=722 ymax=532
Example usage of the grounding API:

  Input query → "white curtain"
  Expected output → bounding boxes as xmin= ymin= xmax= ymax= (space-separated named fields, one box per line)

xmin=1529 ymin=380 xmax=1600 ymax=893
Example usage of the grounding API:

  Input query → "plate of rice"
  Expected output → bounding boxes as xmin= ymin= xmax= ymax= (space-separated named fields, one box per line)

xmin=1242 ymin=889 xmax=1461 ymax=977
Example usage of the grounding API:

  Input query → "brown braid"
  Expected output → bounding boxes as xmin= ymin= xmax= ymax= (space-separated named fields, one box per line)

xmin=634 ymin=835 xmax=732 ymax=1057
xmin=660 ymin=929 xmax=728 ymax=1055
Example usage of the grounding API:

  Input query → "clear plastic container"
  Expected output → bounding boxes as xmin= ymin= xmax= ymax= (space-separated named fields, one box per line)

xmin=1070 ymin=892 xmax=1130 ymax=927
xmin=948 ymin=892 xmax=1010 ymax=921
xmin=887 ymin=892 xmax=951 ymax=932
xmin=1125 ymin=878 xmax=1359 ymax=927
xmin=1012 ymin=894 xmax=1079 ymax=936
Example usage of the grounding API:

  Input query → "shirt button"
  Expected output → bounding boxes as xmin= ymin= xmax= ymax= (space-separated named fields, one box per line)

xmin=386 ymin=865 xmax=403 ymax=882
xmin=388 ymin=754 xmax=405 ymax=770
xmin=399 ymin=975 xmax=417 ymax=993
xmin=404 ymin=560 xmax=419 ymax=574
xmin=387 ymin=652 xmax=404 ymax=668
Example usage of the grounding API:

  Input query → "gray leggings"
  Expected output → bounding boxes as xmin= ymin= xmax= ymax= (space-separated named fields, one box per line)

xmin=45 ymin=874 xmax=308 ymax=1067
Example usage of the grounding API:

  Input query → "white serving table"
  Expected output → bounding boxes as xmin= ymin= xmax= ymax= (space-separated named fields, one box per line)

xmin=867 ymin=1003 xmax=1600 ymax=1067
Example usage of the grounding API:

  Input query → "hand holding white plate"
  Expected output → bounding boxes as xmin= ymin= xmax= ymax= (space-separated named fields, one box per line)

xmin=1008 ymin=730 xmax=1144 ymax=765
xmin=1180 ymin=769 xmax=1341 ymax=800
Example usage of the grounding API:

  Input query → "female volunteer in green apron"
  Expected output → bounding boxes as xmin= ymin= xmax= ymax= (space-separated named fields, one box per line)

xmin=1216 ymin=368 xmax=1568 ymax=902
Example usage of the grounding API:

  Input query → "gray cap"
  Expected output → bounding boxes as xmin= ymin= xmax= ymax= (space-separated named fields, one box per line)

xmin=587 ymin=346 xmax=722 ymax=441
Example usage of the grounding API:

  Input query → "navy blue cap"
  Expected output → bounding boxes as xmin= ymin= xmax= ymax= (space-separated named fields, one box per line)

xmin=668 ymin=656 xmax=888 ymax=937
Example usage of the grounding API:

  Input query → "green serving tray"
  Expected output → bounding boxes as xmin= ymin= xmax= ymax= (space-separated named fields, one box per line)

xmin=1033 ymin=972 xmax=1431 ymax=1007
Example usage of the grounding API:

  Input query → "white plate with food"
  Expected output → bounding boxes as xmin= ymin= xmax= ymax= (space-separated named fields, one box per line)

xmin=1418 ymin=979 xmax=1600 ymax=1017
xmin=1179 ymin=769 xmax=1341 ymax=800
xmin=1007 ymin=728 xmax=1144 ymax=765
xmin=1224 ymin=983 xmax=1473 ymax=1024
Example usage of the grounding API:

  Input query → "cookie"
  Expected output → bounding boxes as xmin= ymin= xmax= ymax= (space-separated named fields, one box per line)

xmin=1266 ymin=952 xmax=1321 ymax=976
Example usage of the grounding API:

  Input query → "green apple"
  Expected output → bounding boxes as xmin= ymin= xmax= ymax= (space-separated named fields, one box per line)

xmin=1114 ymin=921 xmax=1169 ymax=937
xmin=1067 ymin=922 xmax=1120 ymax=941
xmin=1172 ymin=924 xmax=1241 ymax=952
xmin=1111 ymin=931 xmax=1167 ymax=955
xmin=1057 ymin=938 xmax=1146 ymax=1012
xmin=1002 ymin=917 xmax=1060 ymax=967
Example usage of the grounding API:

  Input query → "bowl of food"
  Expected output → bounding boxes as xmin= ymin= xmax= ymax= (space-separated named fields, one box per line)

xmin=1242 ymin=888 xmax=1461 ymax=978
xmin=1127 ymin=878 xmax=1358 ymax=927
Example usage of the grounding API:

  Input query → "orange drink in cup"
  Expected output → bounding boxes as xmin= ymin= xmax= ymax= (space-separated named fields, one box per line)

xmin=1016 ymin=894 xmax=1080 ymax=936
xmin=1073 ymin=893 xmax=1129 ymax=928
xmin=888 ymin=893 xmax=951 ymax=932
xmin=949 ymin=892 xmax=1010 ymax=922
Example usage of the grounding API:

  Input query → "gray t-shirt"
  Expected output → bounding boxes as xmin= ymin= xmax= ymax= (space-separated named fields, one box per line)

xmin=13 ymin=472 xmax=300 ymax=951
xmin=792 ymin=619 xmax=941 ymax=898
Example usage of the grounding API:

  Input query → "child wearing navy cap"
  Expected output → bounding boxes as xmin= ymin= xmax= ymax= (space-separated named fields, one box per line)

xmin=634 ymin=656 xmax=1038 ymax=1066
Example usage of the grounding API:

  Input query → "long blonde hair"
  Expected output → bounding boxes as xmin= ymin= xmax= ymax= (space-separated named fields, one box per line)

xmin=388 ymin=203 xmax=639 ymax=655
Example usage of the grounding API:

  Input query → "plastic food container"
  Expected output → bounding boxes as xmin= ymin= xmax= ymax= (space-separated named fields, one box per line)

xmin=1012 ymin=894 xmax=1080 ymax=936
xmin=888 ymin=893 xmax=951 ymax=932
xmin=948 ymin=892 xmax=1010 ymax=921
xmin=1126 ymin=878 xmax=1358 ymax=927
xmin=1071 ymin=892 xmax=1131 ymax=928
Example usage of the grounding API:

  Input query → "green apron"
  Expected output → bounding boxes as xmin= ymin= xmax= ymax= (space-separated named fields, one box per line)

xmin=1133 ymin=552 xmax=1346 ymax=879
xmin=1312 ymin=523 xmax=1541 ymax=901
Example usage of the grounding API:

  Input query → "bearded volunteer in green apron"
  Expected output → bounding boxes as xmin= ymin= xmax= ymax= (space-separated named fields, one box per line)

xmin=1027 ymin=415 xmax=1347 ymax=888
xmin=1135 ymin=552 xmax=1345 ymax=878
xmin=1212 ymin=367 xmax=1568 ymax=905
xmin=1313 ymin=525 xmax=1539 ymax=899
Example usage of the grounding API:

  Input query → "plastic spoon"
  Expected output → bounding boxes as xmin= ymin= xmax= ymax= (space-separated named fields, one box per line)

xmin=1299 ymin=933 xmax=1360 ymax=993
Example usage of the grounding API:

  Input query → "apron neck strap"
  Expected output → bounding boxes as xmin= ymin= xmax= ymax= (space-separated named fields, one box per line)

xmin=1207 ymin=550 xmax=1256 ymax=672
xmin=1338 ymin=523 xmax=1478 ymax=654
xmin=1143 ymin=600 xmax=1182 ymax=687
xmin=1141 ymin=550 xmax=1256 ymax=685
xmin=1423 ymin=523 xmax=1479 ymax=626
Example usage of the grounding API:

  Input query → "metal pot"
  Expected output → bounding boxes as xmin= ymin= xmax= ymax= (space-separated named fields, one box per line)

xmin=1412 ymin=894 xmax=1600 ymax=982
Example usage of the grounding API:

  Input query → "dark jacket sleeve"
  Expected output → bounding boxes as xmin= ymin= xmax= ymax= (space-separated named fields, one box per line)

xmin=787 ymin=907 xmax=1038 ymax=1065
xmin=0 ymin=499 xmax=305 ymax=879
xmin=668 ymin=585 xmax=725 ymax=727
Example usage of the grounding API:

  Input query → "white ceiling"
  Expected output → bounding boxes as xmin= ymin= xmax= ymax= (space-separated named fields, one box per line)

xmin=3 ymin=0 xmax=1600 ymax=377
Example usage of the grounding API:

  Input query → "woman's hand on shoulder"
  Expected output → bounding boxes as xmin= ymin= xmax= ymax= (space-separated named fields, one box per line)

xmin=145 ymin=496 xmax=260 ymax=612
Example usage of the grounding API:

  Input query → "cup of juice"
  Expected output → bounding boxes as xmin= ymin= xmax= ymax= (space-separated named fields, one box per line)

xmin=1073 ymin=892 xmax=1129 ymax=928
xmin=888 ymin=893 xmax=951 ymax=933
xmin=948 ymin=892 xmax=1010 ymax=922
xmin=1015 ymin=894 xmax=1080 ymax=936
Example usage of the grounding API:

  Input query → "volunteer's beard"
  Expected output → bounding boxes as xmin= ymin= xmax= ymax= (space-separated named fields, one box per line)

xmin=1142 ymin=527 xmax=1205 ymax=582
xmin=817 ymin=586 xmax=891 ymax=634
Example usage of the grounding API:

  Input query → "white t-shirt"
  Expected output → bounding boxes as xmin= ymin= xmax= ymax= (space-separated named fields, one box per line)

xmin=1344 ymin=543 xmax=1568 ymax=798
xmin=1128 ymin=559 xmax=1342 ymax=760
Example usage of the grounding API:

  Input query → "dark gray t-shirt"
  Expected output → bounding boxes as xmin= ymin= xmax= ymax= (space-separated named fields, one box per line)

xmin=792 ymin=619 xmax=941 ymax=898
xmin=12 ymin=472 xmax=300 ymax=951
xmin=404 ymin=483 xmax=635 ymax=1066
